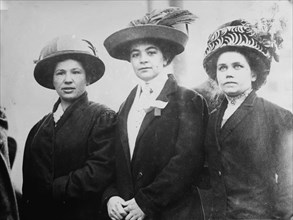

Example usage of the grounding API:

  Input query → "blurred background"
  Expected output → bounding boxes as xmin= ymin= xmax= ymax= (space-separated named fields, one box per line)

xmin=1 ymin=0 xmax=292 ymax=199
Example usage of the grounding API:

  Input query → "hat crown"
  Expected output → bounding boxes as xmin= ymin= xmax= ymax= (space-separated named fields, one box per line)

xmin=104 ymin=7 xmax=197 ymax=61
xmin=129 ymin=7 xmax=197 ymax=32
xmin=204 ymin=19 xmax=271 ymax=60
xmin=33 ymin=35 xmax=105 ymax=89
xmin=36 ymin=35 xmax=97 ymax=62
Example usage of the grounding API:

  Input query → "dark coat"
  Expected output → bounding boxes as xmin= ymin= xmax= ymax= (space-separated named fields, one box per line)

xmin=22 ymin=92 xmax=116 ymax=220
xmin=104 ymin=75 xmax=208 ymax=220
xmin=0 ymin=152 xmax=19 ymax=220
xmin=205 ymin=91 xmax=293 ymax=220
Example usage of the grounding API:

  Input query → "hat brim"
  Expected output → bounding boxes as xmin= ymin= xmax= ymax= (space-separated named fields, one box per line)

xmin=34 ymin=51 xmax=105 ymax=89
xmin=104 ymin=25 xmax=188 ymax=61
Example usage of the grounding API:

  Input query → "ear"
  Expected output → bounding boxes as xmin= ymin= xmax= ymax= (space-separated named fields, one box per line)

xmin=163 ymin=57 xmax=168 ymax=67
xmin=251 ymin=71 xmax=257 ymax=82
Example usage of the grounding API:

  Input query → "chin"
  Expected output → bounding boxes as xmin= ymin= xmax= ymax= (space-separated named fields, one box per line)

xmin=223 ymin=89 xmax=240 ymax=97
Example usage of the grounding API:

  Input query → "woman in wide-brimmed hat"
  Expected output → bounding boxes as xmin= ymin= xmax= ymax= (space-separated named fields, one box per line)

xmin=102 ymin=7 xmax=208 ymax=220
xmin=203 ymin=19 xmax=293 ymax=219
xmin=21 ymin=35 xmax=116 ymax=220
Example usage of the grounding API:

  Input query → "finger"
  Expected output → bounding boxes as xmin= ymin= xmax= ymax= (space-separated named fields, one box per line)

xmin=111 ymin=208 xmax=124 ymax=220
xmin=109 ymin=213 xmax=118 ymax=220
xmin=130 ymin=214 xmax=139 ymax=220
xmin=125 ymin=213 xmax=132 ymax=220
xmin=113 ymin=210 xmax=123 ymax=220
xmin=117 ymin=205 xmax=128 ymax=216
xmin=109 ymin=212 xmax=118 ymax=220
xmin=123 ymin=205 xmax=131 ymax=213
xmin=121 ymin=200 xmax=128 ymax=207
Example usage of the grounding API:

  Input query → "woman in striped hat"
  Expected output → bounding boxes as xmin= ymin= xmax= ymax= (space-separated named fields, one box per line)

xmin=203 ymin=19 xmax=293 ymax=219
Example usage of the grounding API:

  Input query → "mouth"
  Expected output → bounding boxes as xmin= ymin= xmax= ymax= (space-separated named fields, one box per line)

xmin=138 ymin=67 xmax=151 ymax=71
xmin=62 ymin=87 xmax=75 ymax=93
xmin=224 ymin=82 xmax=237 ymax=85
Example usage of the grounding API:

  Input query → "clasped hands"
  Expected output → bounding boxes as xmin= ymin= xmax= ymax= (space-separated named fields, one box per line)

xmin=107 ymin=196 xmax=145 ymax=220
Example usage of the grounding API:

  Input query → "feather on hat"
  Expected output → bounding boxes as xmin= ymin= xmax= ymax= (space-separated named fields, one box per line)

xmin=203 ymin=17 xmax=286 ymax=79
xmin=104 ymin=7 xmax=197 ymax=61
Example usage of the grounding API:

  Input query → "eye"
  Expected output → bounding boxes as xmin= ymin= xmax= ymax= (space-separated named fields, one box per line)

xmin=130 ymin=52 xmax=139 ymax=58
xmin=147 ymin=50 xmax=157 ymax=56
xmin=72 ymin=70 xmax=81 ymax=74
xmin=217 ymin=65 xmax=227 ymax=72
xmin=54 ymin=70 xmax=64 ymax=76
xmin=233 ymin=64 xmax=243 ymax=70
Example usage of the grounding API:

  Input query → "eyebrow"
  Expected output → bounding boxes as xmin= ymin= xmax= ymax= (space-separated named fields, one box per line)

xmin=130 ymin=46 xmax=158 ymax=53
xmin=217 ymin=61 xmax=242 ymax=66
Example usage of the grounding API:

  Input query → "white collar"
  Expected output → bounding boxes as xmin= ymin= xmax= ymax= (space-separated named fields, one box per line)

xmin=138 ymin=73 xmax=169 ymax=99
xmin=53 ymin=103 xmax=64 ymax=124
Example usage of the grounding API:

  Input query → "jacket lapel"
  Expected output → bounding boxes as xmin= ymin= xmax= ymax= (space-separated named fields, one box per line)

xmin=219 ymin=91 xmax=256 ymax=142
xmin=118 ymin=86 xmax=138 ymax=165
xmin=135 ymin=75 xmax=177 ymax=147
xmin=54 ymin=92 xmax=88 ymax=131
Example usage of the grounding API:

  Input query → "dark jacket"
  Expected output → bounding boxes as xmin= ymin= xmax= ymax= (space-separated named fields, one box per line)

xmin=103 ymin=75 xmax=208 ymax=220
xmin=0 ymin=152 xmax=19 ymax=220
xmin=22 ymin=92 xmax=116 ymax=220
xmin=205 ymin=91 xmax=293 ymax=220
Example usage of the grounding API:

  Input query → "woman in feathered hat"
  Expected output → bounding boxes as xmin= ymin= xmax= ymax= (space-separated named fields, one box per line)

xmin=103 ymin=7 xmax=208 ymax=220
xmin=21 ymin=35 xmax=116 ymax=220
xmin=203 ymin=19 xmax=293 ymax=219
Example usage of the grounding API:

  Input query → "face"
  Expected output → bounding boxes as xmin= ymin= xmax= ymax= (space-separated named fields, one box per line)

xmin=53 ymin=59 xmax=87 ymax=104
xmin=216 ymin=51 xmax=256 ymax=97
xmin=130 ymin=42 xmax=167 ymax=82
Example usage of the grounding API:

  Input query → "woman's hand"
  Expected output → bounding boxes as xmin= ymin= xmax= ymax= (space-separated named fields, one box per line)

xmin=123 ymin=198 xmax=145 ymax=220
xmin=107 ymin=196 xmax=128 ymax=220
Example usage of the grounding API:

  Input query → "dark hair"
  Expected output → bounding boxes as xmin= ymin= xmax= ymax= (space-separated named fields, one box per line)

xmin=129 ymin=39 xmax=176 ymax=66
xmin=206 ymin=46 xmax=271 ymax=90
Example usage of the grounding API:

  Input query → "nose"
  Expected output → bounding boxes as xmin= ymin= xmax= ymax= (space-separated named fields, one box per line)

xmin=139 ymin=53 xmax=148 ymax=64
xmin=64 ymin=72 xmax=73 ymax=83
xmin=225 ymin=69 xmax=234 ymax=78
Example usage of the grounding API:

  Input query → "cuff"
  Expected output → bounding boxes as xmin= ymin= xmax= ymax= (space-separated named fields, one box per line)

xmin=135 ymin=190 xmax=157 ymax=217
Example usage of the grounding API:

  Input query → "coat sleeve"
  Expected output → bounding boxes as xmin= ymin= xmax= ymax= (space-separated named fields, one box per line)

xmin=101 ymin=101 xmax=127 ymax=205
xmin=267 ymin=105 xmax=293 ymax=219
xmin=52 ymin=110 xmax=117 ymax=201
xmin=135 ymin=92 xmax=208 ymax=215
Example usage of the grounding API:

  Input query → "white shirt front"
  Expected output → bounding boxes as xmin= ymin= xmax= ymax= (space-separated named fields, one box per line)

xmin=127 ymin=73 xmax=169 ymax=159
xmin=53 ymin=103 xmax=64 ymax=125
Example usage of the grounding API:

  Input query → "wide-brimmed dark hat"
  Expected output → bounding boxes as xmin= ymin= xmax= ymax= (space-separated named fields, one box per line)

xmin=34 ymin=35 xmax=105 ymax=89
xmin=203 ymin=19 xmax=283 ymax=79
xmin=104 ymin=7 xmax=197 ymax=61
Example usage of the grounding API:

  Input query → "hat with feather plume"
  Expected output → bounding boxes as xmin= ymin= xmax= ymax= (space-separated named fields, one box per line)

xmin=203 ymin=18 xmax=286 ymax=79
xmin=0 ymin=107 xmax=8 ymax=130
xmin=34 ymin=35 xmax=105 ymax=89
xmin=104 ymin=7 xmax=197 ymax=61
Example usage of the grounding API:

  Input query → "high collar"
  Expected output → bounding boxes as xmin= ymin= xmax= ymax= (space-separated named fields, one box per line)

xmin=225 ymin=89 xmax=252 ymax=106
xmin=138 ymin=72 xmax=169 ymax=99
